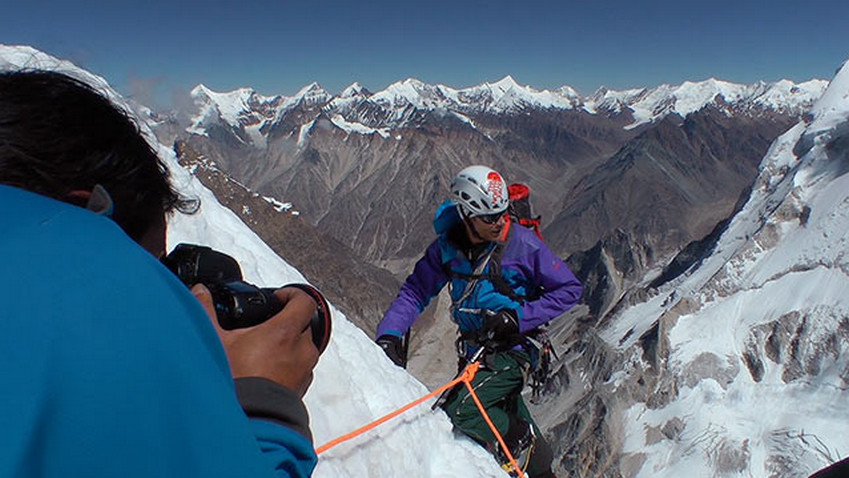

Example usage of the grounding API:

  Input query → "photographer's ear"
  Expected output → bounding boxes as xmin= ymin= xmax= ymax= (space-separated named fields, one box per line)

xmin=67 ymin=184 xmax=114 ymax=216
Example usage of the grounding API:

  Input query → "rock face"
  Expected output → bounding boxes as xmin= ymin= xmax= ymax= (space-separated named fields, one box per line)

xmin=549 ymin=108 xmax=796 ymax=257
xmin=561 ymin=108 xmax=795 ymax=320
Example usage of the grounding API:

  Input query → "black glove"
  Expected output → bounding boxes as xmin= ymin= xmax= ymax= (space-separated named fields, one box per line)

xmin=482 ymin=309 xmax=520 ymax=342
xmin=376 ymin=334 xmax=406 ymax=368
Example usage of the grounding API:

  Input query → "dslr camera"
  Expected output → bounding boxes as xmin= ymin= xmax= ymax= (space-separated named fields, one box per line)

xmin=162 ymin=243 xmax=331 ymax=354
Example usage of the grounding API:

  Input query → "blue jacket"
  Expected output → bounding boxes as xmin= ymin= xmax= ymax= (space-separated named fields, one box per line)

xmin=0 ymin=185 xmax=316 ymax=477
xmin=377 ymin=201 xmax=582 ymax=345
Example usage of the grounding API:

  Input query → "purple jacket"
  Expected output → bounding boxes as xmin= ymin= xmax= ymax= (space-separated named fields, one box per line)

xmin=377 ymin=202 xmax=582 ymax=339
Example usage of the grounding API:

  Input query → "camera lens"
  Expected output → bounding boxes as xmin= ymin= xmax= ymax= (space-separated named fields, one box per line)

xmin=285 ymin=284 xmax=332 ymax=354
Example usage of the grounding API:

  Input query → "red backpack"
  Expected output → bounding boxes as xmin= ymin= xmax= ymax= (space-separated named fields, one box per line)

xmin=507 ymin=183 xmax=544 ymax=241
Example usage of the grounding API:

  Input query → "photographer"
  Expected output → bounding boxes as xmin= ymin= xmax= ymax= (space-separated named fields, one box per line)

xmin=0 ymin=70 xmax=319 ymax=477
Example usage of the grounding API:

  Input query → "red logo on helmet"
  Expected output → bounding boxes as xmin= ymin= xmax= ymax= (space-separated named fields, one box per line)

xmin=487 ymin=171 xmax=504 ymax=206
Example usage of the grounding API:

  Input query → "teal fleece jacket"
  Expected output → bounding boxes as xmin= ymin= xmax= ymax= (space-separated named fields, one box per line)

xmin=0 ymin=185 xmax=316 ymax=477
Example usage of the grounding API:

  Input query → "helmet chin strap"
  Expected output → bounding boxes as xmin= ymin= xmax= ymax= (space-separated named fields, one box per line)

xmin=459 ymin=207 xmax=488 ymax=243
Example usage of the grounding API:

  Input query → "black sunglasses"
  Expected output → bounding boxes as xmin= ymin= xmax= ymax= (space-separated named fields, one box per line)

xmin=477 ymin=211 xmax=506 ymax=224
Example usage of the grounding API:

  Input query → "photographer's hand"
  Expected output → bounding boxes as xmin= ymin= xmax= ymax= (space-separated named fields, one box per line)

xmin=192 ymin=284 xmax=320 ymax=397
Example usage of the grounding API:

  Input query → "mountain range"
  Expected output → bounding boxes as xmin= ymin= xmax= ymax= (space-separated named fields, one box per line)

xmin=164 ymin=72 xmax=826 ymax=330
xmin=185 ymin=74 xmax=825 ymax=136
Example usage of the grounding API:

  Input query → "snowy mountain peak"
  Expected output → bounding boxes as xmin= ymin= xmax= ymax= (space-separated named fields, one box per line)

xmin=340 ymin=82 xmax=369 ymax=98
xmin=370 ymin=77 xmax=453 ymax=110
xmin=585 ymin=85 xmax=646 ymax=114
xmin=490 ymin=75 xmax=521 ymax=93
xmin=757 ymin=78 xmax=831 ymax=113
xmin=555 ymin=84 xmax=581 ymax=99
xmin=293 ymin=82 xmax=331 ymax=105
xmin=190 ymin=84 xmax=271 ymax=111
xmin=187 ymin=84 xmax=282 ymax=139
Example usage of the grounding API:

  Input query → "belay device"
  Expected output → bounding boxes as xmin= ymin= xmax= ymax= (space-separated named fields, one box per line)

xmin=162 ymin=243 xmax=331 ymax=354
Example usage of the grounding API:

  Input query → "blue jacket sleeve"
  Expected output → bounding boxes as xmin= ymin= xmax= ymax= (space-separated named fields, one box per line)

xmin=235 ymin=378 xmax=318 ymax=477
xmin=519 ymin=240 xmax=583 ymax=332
xmin=247 ymin=420 xmax=317 ymax=478
xmin=376 ymin=240 xmax=449 ymax=338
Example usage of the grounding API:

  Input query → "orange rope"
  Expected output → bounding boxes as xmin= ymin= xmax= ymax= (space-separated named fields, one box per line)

xmin=315 ymin=361 xmax=524 ymax=477
xmin=315 ymin=367 xmax=470 ymax=455
xmin=461 ymin=362 xmax=523 ymax=476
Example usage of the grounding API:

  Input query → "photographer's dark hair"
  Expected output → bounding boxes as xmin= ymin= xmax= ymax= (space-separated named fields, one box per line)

xmin=0 ymin=70 xmax=195 ymax=242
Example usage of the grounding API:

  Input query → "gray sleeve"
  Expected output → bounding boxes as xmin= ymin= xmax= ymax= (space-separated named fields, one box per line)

xmin=234 ymin=377 xmax=312 ymax=443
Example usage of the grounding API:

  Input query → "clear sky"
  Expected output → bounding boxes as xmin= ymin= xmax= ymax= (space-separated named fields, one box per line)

xmin=2 ymin=0 xmax=847 ymax=109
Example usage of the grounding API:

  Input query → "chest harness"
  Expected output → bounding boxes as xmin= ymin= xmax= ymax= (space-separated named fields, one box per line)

xmin=443 ymin=232 xmax=557 ymax=400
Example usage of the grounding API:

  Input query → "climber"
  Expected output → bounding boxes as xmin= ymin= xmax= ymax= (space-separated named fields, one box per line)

xmin=376 ymin=165 xmax=582 ymax=477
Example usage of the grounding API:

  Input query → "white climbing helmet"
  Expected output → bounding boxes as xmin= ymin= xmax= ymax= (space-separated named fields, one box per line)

xmin=450 ymin=165 xmax=509 ymax=217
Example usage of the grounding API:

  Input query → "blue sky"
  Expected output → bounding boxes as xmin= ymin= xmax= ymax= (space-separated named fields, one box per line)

xmin=2 ymin=0 xmax=847 ymax=109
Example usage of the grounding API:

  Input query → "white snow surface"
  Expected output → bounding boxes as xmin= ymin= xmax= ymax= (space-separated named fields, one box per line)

xmin=0 ymin=44 xmax=506 ymax=477
xmin=612 ymin=58 xmax=849 ymax=477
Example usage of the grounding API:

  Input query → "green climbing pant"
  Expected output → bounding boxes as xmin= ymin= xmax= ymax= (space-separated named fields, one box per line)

xmin=443 ymin=351 xmax=533 ymax=443
xmin=442 ymin=350 xmax=553 ymax=476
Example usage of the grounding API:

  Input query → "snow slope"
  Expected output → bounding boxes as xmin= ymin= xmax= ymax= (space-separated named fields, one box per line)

xmin=0 ymin=44 xmax=506 ymax=477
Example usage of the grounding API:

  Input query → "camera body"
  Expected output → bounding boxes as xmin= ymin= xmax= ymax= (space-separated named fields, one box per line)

xmin=162 ymin=243 xmax=331 ymax=353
